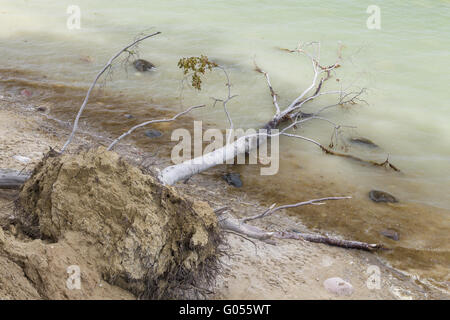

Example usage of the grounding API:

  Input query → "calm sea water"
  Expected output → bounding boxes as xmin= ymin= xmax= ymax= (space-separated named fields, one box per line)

xmin=1 ymin=0 xmax=449 ymax=288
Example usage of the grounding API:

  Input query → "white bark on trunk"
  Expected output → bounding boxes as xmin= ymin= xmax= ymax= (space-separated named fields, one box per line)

xmin=159 ymin=133 xmax=264 ymax=185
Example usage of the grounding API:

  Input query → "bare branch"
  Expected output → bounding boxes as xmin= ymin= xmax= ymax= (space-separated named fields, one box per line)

xmin=211 ymin=66 xmax=238 ymax=144
xmin=107 ymin=104 xmax=205 ymax=151
xmin=215 ymin=202 xmax=381 ymax=252
xmin=254 ymin=61 xmax=281 ymax=116
xmin=313 ymin=88 xmax=367 ymax=116
xmin=242 ymin=196 xmax=351 ymax=223
xmin=61 ymin=31 xmax=161 ymax=153
xmin=274 ymin=231 xmax=381 ymax=251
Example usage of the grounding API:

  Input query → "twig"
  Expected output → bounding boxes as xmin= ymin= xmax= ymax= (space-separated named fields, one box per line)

xmin=107 ymin=104 xmax=205 ymax=150
xmin=224 ymin=230 xmax=259 ymax=255
xmin=254 ymin=61 xmax=280 ymax=116
xmin=242 ymin=196 xmax=352 ymax=223
xmin=274 ymin=231 xmax=381 ymax=251
xmin=217 ymin=207 xmax=381 ymax=251
xmin=211 ymin=66 xmax=238 ymax=144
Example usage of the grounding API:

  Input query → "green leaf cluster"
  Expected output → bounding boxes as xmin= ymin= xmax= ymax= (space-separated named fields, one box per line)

xmin=178 ymin=55 xmax=217 ymax=90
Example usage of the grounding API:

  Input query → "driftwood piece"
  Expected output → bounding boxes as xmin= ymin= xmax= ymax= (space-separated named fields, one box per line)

xmin=215 ymin=204 xmax=382 ymax=252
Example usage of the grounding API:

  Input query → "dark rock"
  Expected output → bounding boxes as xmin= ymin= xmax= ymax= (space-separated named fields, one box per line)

xmin=124 ymin=114 xmax=133 ymax=119
xmin=349 ymin=137 xmax=379 ymax=148
xmin=144 ymin=129 xmax=162 ymax=138
xmin=222 ymin=173 xmax=242 ymax=188
xmin=36 ymin=106 xmax=46 ymax=112
xmin=380 ymin=229 xmax=400 ymax=241
xmin=133 ymin=59 xmax=155 ymax=72
xmin=369 ymin=190 xmax=398 ymax=203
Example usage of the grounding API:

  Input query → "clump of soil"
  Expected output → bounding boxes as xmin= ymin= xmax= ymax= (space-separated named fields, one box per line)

xmin=15 ymin=147 xmax=221 ymax=299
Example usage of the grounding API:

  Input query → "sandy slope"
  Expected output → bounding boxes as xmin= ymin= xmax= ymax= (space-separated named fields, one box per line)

xmin=0 ymin=99 xmax=447 ymax=300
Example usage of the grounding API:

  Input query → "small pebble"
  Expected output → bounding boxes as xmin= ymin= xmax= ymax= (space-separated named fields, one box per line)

xmin=323 ymin=277 xmax=354 ymax=296
xmin=380 ymin=229 xmax=400 ymax=241
xmin=144 ymin=129 xmax=162 ymax=138
xmin=124 ymin=114 xmax=133 ymax=119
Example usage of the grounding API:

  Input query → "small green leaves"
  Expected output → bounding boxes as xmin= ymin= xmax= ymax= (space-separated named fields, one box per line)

xmin=178 ymin=55 xmax=217 ymax=90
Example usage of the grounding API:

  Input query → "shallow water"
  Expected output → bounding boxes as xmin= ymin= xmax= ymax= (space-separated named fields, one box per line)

xmin=0 ymin=1 xmax=449 ymax=288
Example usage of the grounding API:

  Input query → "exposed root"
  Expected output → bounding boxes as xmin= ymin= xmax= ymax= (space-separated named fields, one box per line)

xmin=15 ymin=147 xmax=223 ymax=299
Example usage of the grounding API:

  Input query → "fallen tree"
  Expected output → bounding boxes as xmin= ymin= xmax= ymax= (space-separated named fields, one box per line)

xmin=0 ymin=33 xmax=395 ymax=298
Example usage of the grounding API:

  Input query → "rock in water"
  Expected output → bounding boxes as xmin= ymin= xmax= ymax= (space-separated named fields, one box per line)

xmin=380 ymin=229 xmax=400 ymax=241
xmin=133 ymin=59 xmax=155 ymax=72
xmin=323 ymin=277 xmax=354 ymax=296
xmin=144 ymin=129 xmax=162 ymax=138
xmin=222 ymin=173 xmax=243 ymax=188
xmin=349 ymin=137 xmax=379 ymax=148
xmin=20 ymin=89 xmax=32 ymax=98
xmin=369 ymin=190 xmax=398 ymax=203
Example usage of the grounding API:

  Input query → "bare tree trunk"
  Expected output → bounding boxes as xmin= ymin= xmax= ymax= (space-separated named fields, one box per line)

xmin=0 ymin=170 xmax=29 ymax=190
xmin=159 ymin=129 xmax=266 ymax=185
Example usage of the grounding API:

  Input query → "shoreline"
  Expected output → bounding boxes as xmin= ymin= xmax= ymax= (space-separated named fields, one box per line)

xmin=0 ymin=95 xmax=448 ymax=299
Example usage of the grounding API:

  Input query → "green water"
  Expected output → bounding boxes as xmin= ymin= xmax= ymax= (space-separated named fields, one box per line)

xmin=1 ymin=0 xmax=449 ymax=288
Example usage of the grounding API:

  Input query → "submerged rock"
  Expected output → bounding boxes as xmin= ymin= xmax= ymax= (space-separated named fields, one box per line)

xmin=222 ymin=173 xmax=243 ymax=188
xmin=323 ymin=277 xmax=354 ymax=296
xmin=133 ymin=59 xmax=155 ymax=72
xmin=349 ymin=137 xmax=379 ymax=148
xmin=124 ymin=114 xmax=133 ymax=119
xmin=380 ymin=229 xmax=400 ymax=241
xmin=369 ymin=190 xmax=398 ymax=203
xmin=144 ymin=129 xmax=162 ymax=138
